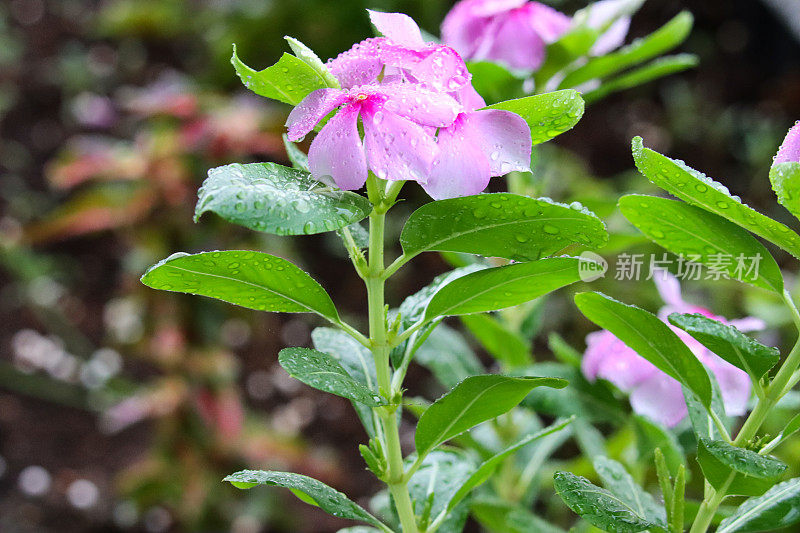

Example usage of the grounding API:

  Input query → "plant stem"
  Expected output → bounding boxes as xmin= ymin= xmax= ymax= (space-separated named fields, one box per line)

xmin=690 ymin=291 xmax=800 ymax=532
xmin=365 ymin=199 xmax=418 ymax=533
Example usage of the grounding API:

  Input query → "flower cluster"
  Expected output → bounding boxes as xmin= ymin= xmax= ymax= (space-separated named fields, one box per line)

xmin=442 ymin=0 xmax=632 ymax=71
xmin=582 ymin=270 xmax=759 ymax=427
xmin=286 ymin=10 xmax=532 ymax=199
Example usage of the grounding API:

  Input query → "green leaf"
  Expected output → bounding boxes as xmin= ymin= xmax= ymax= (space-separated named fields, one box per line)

xmin=282 ymin=134 xmax=309 ymax=171
xmin=484 ymin=90 xmax=585 ymax=145
xmin=619 ymin=195 xmax=784 ymax=293
xmin=400 ymin=193 xmax=607 ymax=262
xmin=718 ymin=477 xmax=800 ymax=533
xmin=444 ymin=418 xmax=573 ymax=514
xmin=414 ymin=324 xmax=484 ymax=389
xmin=770 ymin=162 xmax=800 ymax=222
xmin=574 ymin=291 xmax=712 ymax=408
xmin=683 ymin=375 xmax=728 ymax=441
xmin=425 ymin=257 xmax=589 ymax=320
xmin=224 ymin=470 xmax=386 ymax=529
xmin=669 ymin=313 xmax=779 ymax=379
xmin=407 ymin=450 xmax=476 ymax=533
xmin=284 ymin=36 xmax=340 ymax=88
xmin=583 ymin=54 xmax=698 ymax=103
xmin=311 ymin=327 xmax=379 ymax=436
xmin=195 ymin=162 xmax=371 ymax=236
xmin=141 ymin=251 xmax=338 ymax=320
xmin=311 ymin=328 xmax=376 ymax=389
xmin=697 ymin=438 xmax=787 ymax=497
xmin=559 ymin=11 xmax=694 ymax=89
xmin=467 ymin=61 xmax=524 ymax=104
xmin=278 ymin=347 xmax=384 ymax=406
xmin=231 ymin=45 xmax=329 ymax=105
xmin=631 ymin=137 xmax=800 ymax=258
xmin=554 ymin=471 xmax=659 ymax=532
xmin=398 ymin=265 xmax=486 ymax=325
xmin=534 ymin=26 xmax=600 ymax=87
xmin=593 ymin=456 xmax=667 ymax=527
xmin=460 ymin=314 xmax=531 ymax=368
xmin=414 ymin=374 xmax=567 ymax=457
xmin=633 ymin=415 xmax=686 ymax=477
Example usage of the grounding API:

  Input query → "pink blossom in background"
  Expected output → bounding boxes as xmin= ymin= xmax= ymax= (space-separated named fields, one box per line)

xmin=582 ymin=0 xmax=634 ymax=56
xmin=286 ymin=10 xmax=532 ymax=198
xmin=774 ymin=121 xmax=800 ymax=165
xmin=582 ymin=271 xmax=760 ymax=428
xmin=441 ymin=0 xmax=571 ymax=71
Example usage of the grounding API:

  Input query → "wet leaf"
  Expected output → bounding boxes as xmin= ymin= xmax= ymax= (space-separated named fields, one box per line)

xmin=425 ymin=257 xmax=589 ymax=320
xmin=279 ymin=347 xmax=384 ymax=406
xmin=554 ymin=471 xmax=658 ymax=532
xmin=141 ymin=251 xmax=338 ymax=320
xmin=195 ymin=162 xmax=371 ymax=236
xmin=669 ymin=313 xmax=779 ymax=379
xmin=631 ymin=137 xmax=800 ymax=258
xmin=224 ymin=470 xmax=385 ymax=529
xmin=400 ymin=193 xmax=606 ymax=262
xmin=620 ymin=194 xmax=783 ymax=293
xmin=697 ymin=438 xmax=787 ymax=497
xmin=231 ymin=45 xmax=329 ymax=105
xmin=415 ymin=375 xmax=567 ymax=457
xmin=718 ymin=477 xmax=800 ymax=532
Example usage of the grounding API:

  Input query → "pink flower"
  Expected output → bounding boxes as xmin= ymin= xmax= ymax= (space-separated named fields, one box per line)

xmin=582 ymin=271 xmax=761 ymax=427
xmin=286 ymin=84 xmax=460 ymax=190
xmin=441 ymin=0 xmax=571 ymax=71
xmin=775 ymin=121 xmax=800 ymax=166
xmin=285 ymin=11 xmax=532 ymax=198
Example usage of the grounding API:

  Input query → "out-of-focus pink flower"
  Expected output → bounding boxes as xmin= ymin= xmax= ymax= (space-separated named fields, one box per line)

xmin=582 ymin=271 xmax=761 ymax=428
xmin=775 ymin=121 xmax=800 ymax=166
xmin=441 ymin=0 xmax=571 ymax=71
xmin=286 ymin=84 xmax=460 ymax=190
xmin=581 ymin=0 xmax=633 ymax=56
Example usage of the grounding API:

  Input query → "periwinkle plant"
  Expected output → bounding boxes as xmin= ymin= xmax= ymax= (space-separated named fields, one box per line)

xmin=136 ymin=3 xmax=800 ymax=533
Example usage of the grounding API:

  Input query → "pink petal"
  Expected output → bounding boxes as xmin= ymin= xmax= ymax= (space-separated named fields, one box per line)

xmin=423 ymin=114 xmax=491 ymax=199
xmin=728 ymin=317 xmax=766 ymax=332
xmin=775 ymin=122 xmax=800 ymax=165
xmin=441 ymin=1 xmax=494 ymax=58
xmin=455 ymin=83 xmax=487 ymax=111
xmin=469 ymin=0 xmax=527 ymax=17
xmin=523 ymin=2 xmax=572 ymax=44
xmin=653 ymin=269 xmax=686 ymax=309
xmin=470 ymin=109 xmax=531 ymax=175
xmin=591 ymin=16 xmax=630 ymax=55
xmin=480 ymin=8 xmax=548 ymax=70
xmin=308 ymin=105 xmax=368 ymax=190
xmin=368 ymin=10 xmax=425 ymax=48
xmin=285 ymin=88 xmax=348 ymax=141
xmin=362 ymin=105 xmax=437 ymax=183
xmin=380 ymin=42 xmax=472 ymax=93
xmin=327 ymin=38 xmax=384 ymax=88
xmin=703 ymin=353 xmax=752 ymax=417
xmin=379 ymin=84 xmax=462 ymax=127
xmin=630 ymin=372 xmax=688 ymax=428
xmin=583 ymin=329 xmax=658 ymax=390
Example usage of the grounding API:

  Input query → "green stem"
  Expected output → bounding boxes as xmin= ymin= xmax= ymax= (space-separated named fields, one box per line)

xmin=690 ymin=290 xmax=800 ymax=533
xmin=365 ymin=199 xmax=418 ymax=533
